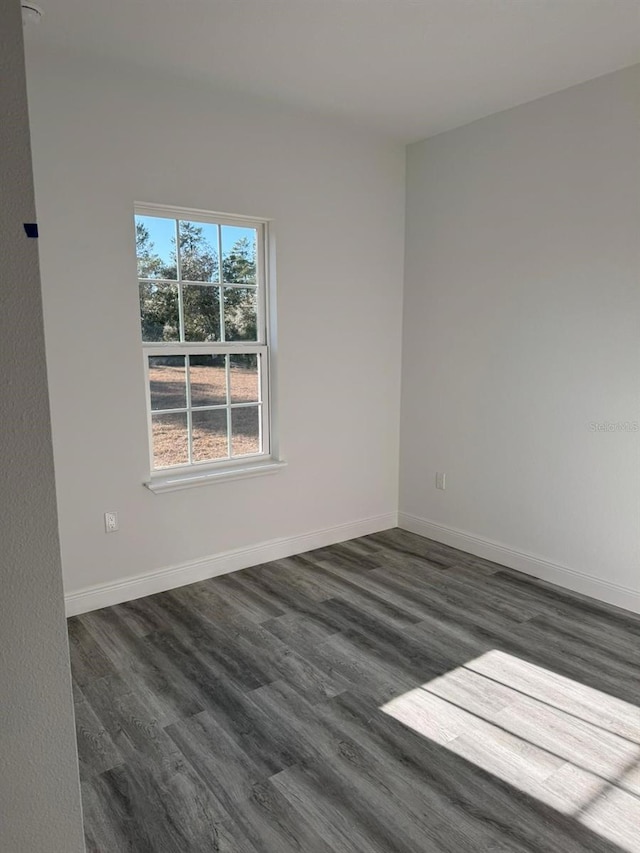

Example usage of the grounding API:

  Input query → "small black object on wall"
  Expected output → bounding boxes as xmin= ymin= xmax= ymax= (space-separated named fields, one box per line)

xmin=23 ymin=223 xmax=39 ymax=238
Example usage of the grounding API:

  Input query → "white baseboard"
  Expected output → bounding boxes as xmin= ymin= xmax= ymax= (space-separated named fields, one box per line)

xmin=65 ymin=512 xmax=398 ymax=616
xmin=398 ymin=512 xmax=640 ymax=615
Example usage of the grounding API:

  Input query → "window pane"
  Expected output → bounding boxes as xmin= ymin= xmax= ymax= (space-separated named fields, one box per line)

xmin=152 ymin=412 xmax=188 ymax=468
xmin=190 ymin=355 xmax=227 ymax=407
xmin=179 ymin=220 xmax=219 ymax=282
xmin=223 ymin=287 xmax=257 ymax=341
xmin=183 ymin=284 xmax=221 ymax=342
xmin=222 ymin=226 xmax=257 ymax=284
xmin=139 ymin=282 xmax=179 ymax=342
xmin=231 ymin=406 xmax=260 ymax=456
xmin=135 ymin=215 xmax=177 ymax=279
xmin=192 ymin=409 xmax=228 ymax=462
xmin=229 ymin=354 xmax=259 ymax=403
xmin=148 ymin=356 xmax=186 ymax=411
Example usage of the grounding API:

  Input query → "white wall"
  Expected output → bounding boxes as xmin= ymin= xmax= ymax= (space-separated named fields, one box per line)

xmin=25 ymin=48 xmax=405 ymax=604
xmin=401 ymin=66 xmax=640 ymax=610
xmin=0 ymin=4 xmax=85 ymax=849
xmin=26 ymin=44 xmax=639 ymax=615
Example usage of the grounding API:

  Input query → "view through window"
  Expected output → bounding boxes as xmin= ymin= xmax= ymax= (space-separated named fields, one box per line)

xmin=135 ymin=206 xmax=271 ymax=473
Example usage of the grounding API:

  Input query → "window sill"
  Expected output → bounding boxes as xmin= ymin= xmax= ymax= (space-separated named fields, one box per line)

xmin=144 ymin=458 xmax=287 ymax=494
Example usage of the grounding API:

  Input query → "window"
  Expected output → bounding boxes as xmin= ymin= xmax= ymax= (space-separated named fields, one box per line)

xmin=135 ymin=204 xmax=281 ymax=491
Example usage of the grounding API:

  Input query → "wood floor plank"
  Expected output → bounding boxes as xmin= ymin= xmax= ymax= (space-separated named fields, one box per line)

xmin=377 ymin=555 xmax=541 ymax=624
xmin=110 ymin=596 xmax=171 ymax=637
xmin=304 ymin=540 xmax=385 ymax=572
xmin=365 ymin=528 xmax=475 ymax=568
xmin=297 ymin=555 xmax=425 ymax=627
xmin=242 ymin=556 xmax=335 ymax=603
xmin=70 ymin=528 xmax=640 ymax=852
xmin=325 ymin=690 xmax=630 ymax=853
xmin=253 ymin=680 xmax=490 ymax=853
xmin=149 ymin=591 xmax=274 ymax=691
xmin=166 ymin=710 xmax=276 ymax=805
xmin=173 ymin=581 xmax=349 ymax=702
xmin=81 ymin=760 xmax=236 ymax=853
xmin=213 ymin=776 xmax=338 ymax=853
xmin=73 ymin=680 xmax=123 ymax=781
xmin=80 ymin=608 xmax=204 ymax=726
xmin=211 ymin=572 xmax=288 ymax=623
xmin=67 ymin=616 xmax=118 ymax=686
xmin=271 ymin=765 xmax=386 ymax=853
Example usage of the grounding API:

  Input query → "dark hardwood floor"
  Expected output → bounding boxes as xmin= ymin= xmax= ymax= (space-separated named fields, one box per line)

xmin=68 ymin=528 xmax=640 ymax=852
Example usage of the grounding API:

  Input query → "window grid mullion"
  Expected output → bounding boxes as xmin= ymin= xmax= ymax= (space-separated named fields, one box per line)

xmin=185 ymin=355 xmax=193 ymax=464
xmin=226 ymin=407 xmax=232 ymax=458
xmin=175 ymin=219 xmax=186 ymax=343
xmin=175 ymin=219 xmax=182 ymax=280
xmin=258 ymin=352 xmax=264 ymax=452
xmin=150 ymin=406 xmax=188 ymax=416
xmin=177 ymin=284 xmax=185 ymax=344
xmin=226 ymin=354 xmax=232 ymax=408
xmin=142 ymin=344 xmax=267 ymax=356
xmin=218 ymin=225 xmax=226 ymax=344
xmin=139 ymin=278 xmax=256 ymax=289
xmin=225 ymin=355 xmax=232 ymax=457
xmin=151 ymin=401 xmax=259 ymax=416
xmin=186 ymin=408 xmax=193 ymax=465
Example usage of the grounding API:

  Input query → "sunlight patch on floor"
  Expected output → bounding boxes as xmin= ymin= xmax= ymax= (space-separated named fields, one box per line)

xmin=381 ymin=650 xmax=640 ymax=852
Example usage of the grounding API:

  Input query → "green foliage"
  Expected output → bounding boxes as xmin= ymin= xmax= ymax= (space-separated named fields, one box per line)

xmin=136 ymin=221 xmax=163 ymax=278
xmin=222 ymin=237 xmax=258 ymax=342
xmin=160 ymin=221 xmax=218 ymax=283
xmin=137 ymin=222 xmax=178 ymax=341
xmin=183 ymin=285 xmax=220 ymax=342
xmin=222 ymin=237 xmax=255 ymax=284
xmin=139 ymin=282 xmax=180 ymax=342
xmin=136 ymin=219 xmax=258 ymax=343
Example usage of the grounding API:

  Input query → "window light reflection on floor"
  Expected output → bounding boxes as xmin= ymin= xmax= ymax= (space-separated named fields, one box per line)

xmin=380 ymin=650 xmax=640 ymax=852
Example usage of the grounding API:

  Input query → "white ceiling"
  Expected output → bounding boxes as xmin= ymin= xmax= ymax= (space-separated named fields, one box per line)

xmin=26 ymin=0 xmax=640 ymax=141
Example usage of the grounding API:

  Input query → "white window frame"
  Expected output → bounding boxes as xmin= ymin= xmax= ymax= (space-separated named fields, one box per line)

xmin=136 ymin=203 xmax=284 ymax=493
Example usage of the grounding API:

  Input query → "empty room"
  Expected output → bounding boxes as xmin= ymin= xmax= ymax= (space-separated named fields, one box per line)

xmin=3 ymin=0 xmax=640 ymax=850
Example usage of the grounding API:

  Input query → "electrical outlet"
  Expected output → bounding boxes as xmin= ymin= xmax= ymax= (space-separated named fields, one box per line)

xmin=436 ymin=472 xmax=446 ymax=491
xmin=104 ymin=511 xmax=119 ymax=533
